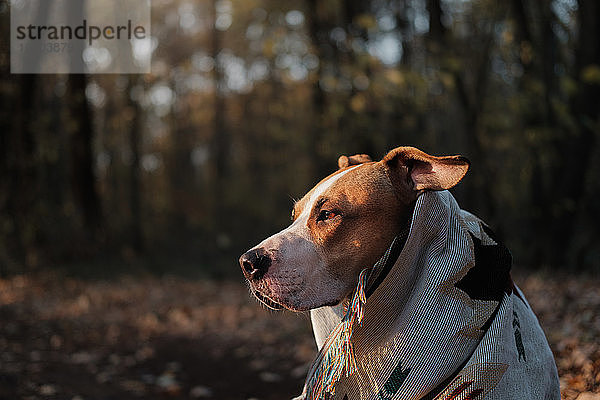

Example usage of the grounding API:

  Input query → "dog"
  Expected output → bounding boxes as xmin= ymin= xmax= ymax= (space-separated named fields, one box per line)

xmin=239 ymin=147 xmax=560 ymax=400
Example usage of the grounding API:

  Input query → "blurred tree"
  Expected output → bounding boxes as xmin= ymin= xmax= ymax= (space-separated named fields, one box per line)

xmin=211 ymin=0 xmax=229 ymax=187
xmin=66 ymin=74 xmax=102 ymax=235
xmin=563 ymin=0 xmax=600 ymax=269
xmin=66 ymin=0 xmax=102 ymax=236
xmin=0 ymin=0 xmax=598 ymax=272
xmin=127 ymin=76 xmax=144 ymax=253
xmin=306 ymin=0 xmax=334 ymax=179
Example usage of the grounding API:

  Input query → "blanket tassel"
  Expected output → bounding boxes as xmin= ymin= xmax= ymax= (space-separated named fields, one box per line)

xmin=305 ymin=268 xmax=369 ymax=400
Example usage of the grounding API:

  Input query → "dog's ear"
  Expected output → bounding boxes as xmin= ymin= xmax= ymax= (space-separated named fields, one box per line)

xmin=338 ymin=154 xmax=372 ymax=169
xmin=382 ymin=146 xmax=470 ymax=191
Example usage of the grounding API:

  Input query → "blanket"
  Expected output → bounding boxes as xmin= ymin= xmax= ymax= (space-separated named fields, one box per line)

xmin=304 ymin=190 xmax=560 ymax=400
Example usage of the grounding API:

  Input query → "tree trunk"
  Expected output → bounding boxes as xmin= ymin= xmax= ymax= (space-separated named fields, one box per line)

xmin=560 ymin=0 xmax=600 ymax=269
xmin=427 ymin=0 xmax=447 ymax=44
xmin=64 ymin=0 xmax=101 ymax=236
xmin=5 ymin=75 xmax=38 ymax=268
xmin=128 ymin=77 xmax=143 ymax=253
xmin=66 ymin=74 xmax=102 ymax=235
xmin=210 ymin=0 xmax=230 ymax=236
xmin=451 ymin=25 xmax=496 ymax=223
xmin=2 ymin=0 xmax=52 ymax=269
xmin=212 ymin=23 xmax=228 ymax=183
xmin=306 ymin=0 xmax=331 ymax=179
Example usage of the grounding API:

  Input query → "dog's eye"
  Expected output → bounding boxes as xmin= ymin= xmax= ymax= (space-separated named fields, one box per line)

xmin=317 ymin=210 xmax=338 ymax=222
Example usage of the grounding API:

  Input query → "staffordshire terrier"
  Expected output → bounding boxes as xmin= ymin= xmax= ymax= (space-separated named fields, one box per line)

xmin=239 ymin=146 xmax=560 ymax=400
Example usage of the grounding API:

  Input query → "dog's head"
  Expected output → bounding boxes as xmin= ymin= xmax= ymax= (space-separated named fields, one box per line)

xmin=239 ymin=146 xmax=469 ymax=311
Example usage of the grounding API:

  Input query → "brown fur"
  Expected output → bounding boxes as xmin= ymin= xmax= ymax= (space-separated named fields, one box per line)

xmin=240 ymin=146 xmax=470 ymax=311
xmin=304 ymin=162 xmax=407 ymax=294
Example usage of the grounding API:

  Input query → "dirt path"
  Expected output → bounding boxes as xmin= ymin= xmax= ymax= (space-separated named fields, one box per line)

xmin=0 ymin=271 xmax=598 ymax=399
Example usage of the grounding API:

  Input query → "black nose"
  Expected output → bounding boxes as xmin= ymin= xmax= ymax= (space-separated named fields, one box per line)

xmin=239 ymin=248 xmax=271 ymax=281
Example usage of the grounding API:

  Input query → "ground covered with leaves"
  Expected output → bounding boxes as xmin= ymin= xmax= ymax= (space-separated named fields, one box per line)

xmin=0 ymin=270 xmax=598 ymax=400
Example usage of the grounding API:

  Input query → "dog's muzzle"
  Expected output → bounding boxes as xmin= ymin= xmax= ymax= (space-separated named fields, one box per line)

xmin=239 ymin=248 xmax=285 ymax=310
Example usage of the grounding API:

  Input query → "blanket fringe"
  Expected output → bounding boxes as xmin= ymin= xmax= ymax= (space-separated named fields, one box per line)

xmin=306 ymin=268 xmax=369 ymax=400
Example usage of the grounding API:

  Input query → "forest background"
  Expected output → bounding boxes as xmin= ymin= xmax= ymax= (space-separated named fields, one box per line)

xmin=0 ymin=0 xmax=599 ymax=398
xmin=1 ymin=0 xmax=599 ymax=274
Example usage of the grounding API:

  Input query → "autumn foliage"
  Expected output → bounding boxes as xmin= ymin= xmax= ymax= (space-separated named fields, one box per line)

xmin=0 ymin=271 xmax=598 ymax=399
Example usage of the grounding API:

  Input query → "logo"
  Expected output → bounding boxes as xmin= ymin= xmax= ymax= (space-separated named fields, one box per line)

xmin=10 ymin=0 xmax=151 ymax=74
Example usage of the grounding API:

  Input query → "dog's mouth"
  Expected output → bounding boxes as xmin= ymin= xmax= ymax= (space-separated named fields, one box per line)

xmin=251 ymin=289 xmax=285 ymax=310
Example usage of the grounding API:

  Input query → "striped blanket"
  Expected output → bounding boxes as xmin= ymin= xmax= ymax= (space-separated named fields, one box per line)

xmin=304 ymin=190 xmax=560 ymax=400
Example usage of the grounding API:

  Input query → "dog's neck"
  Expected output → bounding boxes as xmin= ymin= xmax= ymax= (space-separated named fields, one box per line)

xmin=365 ymin=216 xmax=411 ymax=299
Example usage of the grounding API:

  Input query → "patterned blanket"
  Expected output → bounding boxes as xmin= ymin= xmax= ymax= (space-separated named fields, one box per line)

xmin=304 ymin=190 xmax=560 ymax=400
